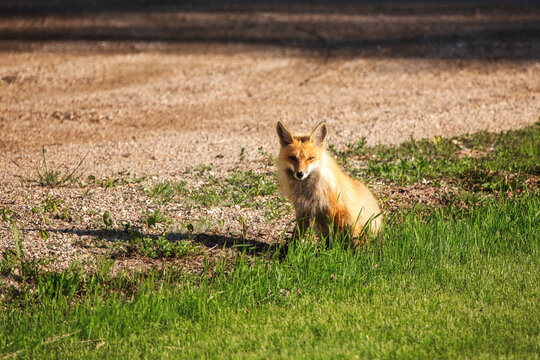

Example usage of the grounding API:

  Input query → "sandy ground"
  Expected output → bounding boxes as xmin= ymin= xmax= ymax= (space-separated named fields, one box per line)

xmin=0 ymin=1 xmax=539 ymax=271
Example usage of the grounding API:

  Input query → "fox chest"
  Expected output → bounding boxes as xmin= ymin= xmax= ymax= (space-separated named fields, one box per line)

xmin=287 ymin=173 xmax=331 ymax=219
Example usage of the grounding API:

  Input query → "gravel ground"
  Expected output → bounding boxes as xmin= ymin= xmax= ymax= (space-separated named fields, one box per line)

xmin=0 ymin=1 xmax=539 ymax=272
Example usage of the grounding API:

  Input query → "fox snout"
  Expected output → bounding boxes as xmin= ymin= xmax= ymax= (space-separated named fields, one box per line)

xmin=294 ymin=171 xmax=305 ymax=180
xmin=287 ymin=159 xmax=315 ymax=181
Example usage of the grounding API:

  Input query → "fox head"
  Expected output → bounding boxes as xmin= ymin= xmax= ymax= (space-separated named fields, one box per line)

xmin=276 ymin=121 xmax=327 ymax=181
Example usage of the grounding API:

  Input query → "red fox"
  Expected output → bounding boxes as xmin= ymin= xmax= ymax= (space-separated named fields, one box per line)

xmin=276 ymin=121 xmax=382 ymax=247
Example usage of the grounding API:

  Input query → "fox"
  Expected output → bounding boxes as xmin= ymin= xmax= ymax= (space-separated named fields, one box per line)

xmin=276 ymin=121 xmax=382 ymax=247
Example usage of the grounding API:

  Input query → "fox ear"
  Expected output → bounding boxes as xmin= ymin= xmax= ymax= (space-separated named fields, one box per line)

xmin=310 ymin=121 xmax=327 ymax=146
xmin=276 ymin=121 xmax=294 ymax=147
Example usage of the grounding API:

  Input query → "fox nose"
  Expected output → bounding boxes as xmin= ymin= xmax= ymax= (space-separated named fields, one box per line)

xmin=296 ymin=172 xmax=304 ymax=179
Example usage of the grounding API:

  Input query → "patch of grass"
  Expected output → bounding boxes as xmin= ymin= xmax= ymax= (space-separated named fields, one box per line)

xmin=1 ymin=206 xmax=23 ymax=259
xmin=42 ymin=195 xmax=63 ymax=214
xmin=1 ymin=191 xmax=538 ymax=358
xmin=144 ymin=180 xmax=187 ymax=205
xmin=263 ymin=196 xmax=293 ymax=221
xmin=102 ymin=210 xmax=113 ymax=229
xmin=26 ymin=196 xmax=71 ymax=239
xmin=184 ymin=170 xmax=280 ymax=208
xmin=258 ymin=146 xmax=276 ymax=167
xmin=226 ymin=170 xmax=279 ymax=200
xmin=126 ymin=234 xmax=199 ymax=259
xmin=239 ymin=147 xmax=246 ymax=162
xmin=142 ymin=209 xmax=170 ymax=228
xmin=336 ymin=121 xmax=539 ymax=191
xmin=41 ymin=195 xmax=72 ymax=222
xmin=87 ymin=222 xmax=200 ymax=260
xmin=195 ymin=163 xmax=214 ymax=177
xmin=86 ymin=175 xmax=121 ymax=189
xmin=0 ymin=249 xmax=18 ymax=276
xmin=86 ymin=171 xmax=147 ymax=190
xmin=183 ymin=217 xmax=221 ymax=234
xmin=133 ymin=168 xmax=285 ymax=222
xmin=99 ymin=218 xmax=205 ymax=259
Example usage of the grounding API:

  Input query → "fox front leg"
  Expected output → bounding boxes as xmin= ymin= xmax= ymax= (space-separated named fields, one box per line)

xmin=293 ymin=216 xmax=317 ymax=242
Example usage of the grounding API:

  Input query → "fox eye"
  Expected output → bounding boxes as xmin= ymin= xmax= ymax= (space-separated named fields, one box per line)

xmin=307 ymin=156 xmax=315 ymax=161
xmin=288 ymin=155 xmax=297 ymax=161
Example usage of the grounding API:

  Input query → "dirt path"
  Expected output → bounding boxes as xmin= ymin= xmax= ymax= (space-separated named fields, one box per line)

xmin=0 ymin=1 xmax=539 ymax=271
xmin=1 ymin=3 xmax=539 ymax=158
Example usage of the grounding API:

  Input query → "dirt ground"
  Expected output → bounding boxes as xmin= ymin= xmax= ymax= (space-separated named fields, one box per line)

xmin=0 ymin=1 xmax=539 ymax=271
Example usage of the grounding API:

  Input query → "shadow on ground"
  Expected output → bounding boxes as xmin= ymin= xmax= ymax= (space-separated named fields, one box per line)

xmin=1 ymin=0 xmax=539 ymax=60
xmin=2 ymin=0 xmax=539 ymax=16
xmin=48 ymin=227 xmax=285 ymax=257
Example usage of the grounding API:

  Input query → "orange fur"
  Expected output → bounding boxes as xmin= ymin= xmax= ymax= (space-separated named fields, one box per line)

xmin=276 ymin=121 xmax=382 ymax=247
xmin=325 ymin=189 xmax=346 ymax=231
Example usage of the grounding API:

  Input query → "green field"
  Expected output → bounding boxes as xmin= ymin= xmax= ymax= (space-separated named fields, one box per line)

xmin=1 ymin=123 xmax=539 ymax=359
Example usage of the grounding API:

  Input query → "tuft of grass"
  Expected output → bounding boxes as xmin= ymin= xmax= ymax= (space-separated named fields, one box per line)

xmin=87 ymin=175 xmax=121 ymax=190
xmin=1 ymin=207 xmax=23 ymax=259
xmin=258 ymin=146 xmax=276 ymax=167
xmin=0 ymin=249 xmax=18 ymax=276
xmin=144 ymin=180 xmax=187 ymax=205
xmin=87 ymin=171 xmax=147 ymax=190
xmin=142 ymin=209 xmax=170 ymax=228
xmin=12 ymin=146 xmax=88 ymax=187
xmin=127 ymin=234 xmax=199 ymax=259
xmin=337 ymin=121 xmax=539 ymax=191
xmin=42 ymin=195 xmax=72 ymax=222
xmin=239 ymin=147 xmax=246 ymax=162
xmin=102 ymin=210 xmax=113 ymax=229
xmin=263 ymin=196 xmax=293 ymax=221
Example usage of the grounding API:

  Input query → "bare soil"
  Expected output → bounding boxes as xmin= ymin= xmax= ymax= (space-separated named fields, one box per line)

xmin=1 ymin=1 xmax=539 ymax=273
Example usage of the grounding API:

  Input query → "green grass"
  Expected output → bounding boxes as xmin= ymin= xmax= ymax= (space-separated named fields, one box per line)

xmin=1 ymin=124 xmax=539 ymax=358
xmin=141 ymin=209 xmax=171 ymax=228
xmin=0 ymin=207 xmax=23 ymax=260
xmin=87 ymin=172 xmax=147 ymax=190
xmin=120 ymin=234 xmax=199 ymax=259
xmin=187 ymin=170 xmax=280 ymax=207
xmin=1 ymin=192 xmax=538 ymax=359
xmin=144 ymin=170 xmax=291 ymax=220
xmin=11 ymin=146 xmax=88 ymax=187
xmin=143 ymin=180 xmax=187 ymax=205
xmin=334 ymin=121 xmax=539 ymax=190
xmin=101 ymin=230 xmax=201 ymax=260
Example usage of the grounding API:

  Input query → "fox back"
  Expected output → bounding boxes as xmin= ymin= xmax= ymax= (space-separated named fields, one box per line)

xmin=276 ymin=121 xmax=382 ymax=246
